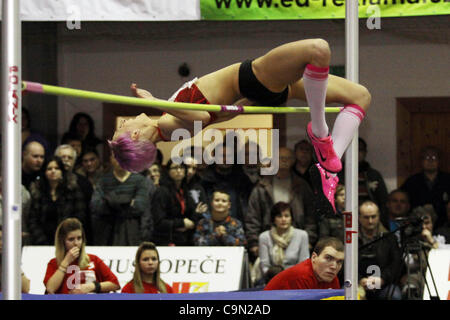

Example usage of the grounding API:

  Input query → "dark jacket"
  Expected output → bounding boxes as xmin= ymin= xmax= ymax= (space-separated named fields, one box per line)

xmin=150 ymin=183 xmax=200 ymax=246
xmin=358 ymin=230 xmax=403 ymax=287
xmin=401 ymin=170 xmax=450 ymax=230
xmin=28 ymin=174 xmax=86 ymax=245
xmin=90 ymin=172 xmax=152 ymax=246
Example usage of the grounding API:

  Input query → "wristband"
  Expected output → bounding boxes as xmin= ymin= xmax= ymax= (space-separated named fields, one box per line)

xmin=58 ymin=266 xmax=67 ymax=273
xmin=94 ymin=281 xmax=101 ymax=293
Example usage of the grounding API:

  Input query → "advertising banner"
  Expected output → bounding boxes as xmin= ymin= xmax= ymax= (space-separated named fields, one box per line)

xmin=423 ymin=246 xmax=450 ymax=300
xmin=200 ymin=0 xmax=450 ymax=20
xmin=21 ymin=246 xmax=246 ymax=295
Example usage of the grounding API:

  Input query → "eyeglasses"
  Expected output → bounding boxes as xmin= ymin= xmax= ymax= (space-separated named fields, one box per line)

xmin=423 ymin=155 xmax=438 ymax=161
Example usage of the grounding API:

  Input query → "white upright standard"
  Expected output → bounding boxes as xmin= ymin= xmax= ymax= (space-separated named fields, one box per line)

xmin=1 ymin=0 xmax=22 ymax=300
xmin=344 ymin=0 xmax=359 ymax=301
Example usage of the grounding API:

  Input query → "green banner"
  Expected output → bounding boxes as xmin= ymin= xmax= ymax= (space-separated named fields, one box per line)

xmin=200 ymin=0 xmax=450 ymax=20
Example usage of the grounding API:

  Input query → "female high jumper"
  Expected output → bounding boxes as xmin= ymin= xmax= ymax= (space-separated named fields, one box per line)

xmin=109 ymin=39 xmax=371 ymax=215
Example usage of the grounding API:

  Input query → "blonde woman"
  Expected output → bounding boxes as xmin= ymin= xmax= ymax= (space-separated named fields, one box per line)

xmin=44 ymin=218 xmax=120 ymax=294
xmin=121 ymin=242 xmax=173 ymax=293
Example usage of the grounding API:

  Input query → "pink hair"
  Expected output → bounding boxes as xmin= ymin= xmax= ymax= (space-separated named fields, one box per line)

xmin=108 ymin=132 xmax=157 ymax=173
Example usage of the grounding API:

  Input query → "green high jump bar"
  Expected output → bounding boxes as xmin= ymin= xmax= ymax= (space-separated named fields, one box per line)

xmin=22 ymin=81 xmax=341 ymax=114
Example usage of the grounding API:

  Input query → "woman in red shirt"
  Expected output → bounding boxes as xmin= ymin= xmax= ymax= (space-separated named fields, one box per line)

xmin=121 ymin=242 xmax=173 ymax=294
xmin=44 ymin=218 xmax=120 ymax=294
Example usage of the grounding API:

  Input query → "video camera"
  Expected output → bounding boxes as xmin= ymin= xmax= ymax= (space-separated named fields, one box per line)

xmin=394 ymin=215 xmax=425 ymax=239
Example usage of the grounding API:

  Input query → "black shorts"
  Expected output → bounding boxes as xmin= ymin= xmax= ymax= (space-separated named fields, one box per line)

xmin=238 ymin=59 xmax=289 ymax=106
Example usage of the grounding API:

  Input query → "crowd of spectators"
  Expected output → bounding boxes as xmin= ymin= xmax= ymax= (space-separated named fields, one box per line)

xmin=0 ymin=110 xmax=449 ymax=299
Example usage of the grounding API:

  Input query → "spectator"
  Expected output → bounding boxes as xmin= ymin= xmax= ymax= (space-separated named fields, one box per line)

xmin=193 ymin=188 xmax=247 ymax=246
xmin=150 ymin=159 xmax=201 ymax=246
xmin=292 ymin=139 xmax=313 ymax=188
xmin=61 ymin=112 xmax=103 ymax=158
xmin=338 ymin=138 xmax=389 ymax=227
xmin=318 ymin=184 xmax=345 ymax=243
xmin=22 ymin=141 xmax=45 ymax=190
xmin=358 ymin=200 xmax=402 ymax=300
xmin=22 ymin=107 xmax=52 ymax=158
xmin=55 ymin=144 xmax=94 ymax=244
xmin=264 ymin=237 xmax=344 ymax=290
xmin=401 ymin=145 xmax=450 ymax=230
xmin=61 ymin=133 xmax=83 ymax=170
xmin=258 ymin=202 xmax=309 ymax=281
xmin=241 ymin=141 xmax=264 ymax=187
xmin=121 ymin=242 xmax=173 ymax=294
xmin=246 ymin=147 xmax=315 ymax=260
xmin=28 ymin=156 xmax=86 ymax=245
xmin=435 ymin=201 xmax=450 ymax=243
xmin=90 ymin=153 xmax=152 ymax=246
xmin=385 ymin=189 xmax=411 ymax=245
xmin=184 ymin=156 xmax=208 ymax=217
xmin=75 ymin=147 xmax=104 ymax=188
xmin=44 ymin=218 xmax=120 ymax=294
xmin=147 ymin=163 xmax=162 ymax=187
xmin=0 ymin=226 xmax=31 ymax=293
xmin=200 ymin=141 xmax=254 ymax=223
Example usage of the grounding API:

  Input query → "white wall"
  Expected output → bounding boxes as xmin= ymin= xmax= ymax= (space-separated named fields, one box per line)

xmin=56 ymin=19 xmax=450 ymax=192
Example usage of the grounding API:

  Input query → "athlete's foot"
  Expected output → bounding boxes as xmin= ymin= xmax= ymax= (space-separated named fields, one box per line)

xmin=306 ymin=122 xmax=342 ymax=173
xmin=131 ymin=83 xmax=155 ymax=100
xmin=309 ymin=163 xmax=339 ymax=215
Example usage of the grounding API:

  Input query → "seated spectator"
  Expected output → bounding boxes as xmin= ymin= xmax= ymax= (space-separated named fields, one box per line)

xmin=28 ymin=156 xmax=86 ymax=245
xmin=151 ymin=159 xmax=202 ymax=246
xmin=61 ymin=112 xmax=103 ymax=158
xmin=264 ymin=237 xmax=344 ymax=290
xmin=241 ymin=141 xmax=264 ymax=187
xmin=258 ymin=202 xmax=309 ymax=281
xmin=0 ymin=226 xmax=31 ymax=293
xmin=75 ymin=147 xmax=104 ymax=187
xmin=338 ymin=138 xmax=389 ymax=227
xmin=22 ymin=141 xmax=45 ymax=190
xmin=292 ymin=139 xmax=313 ymax=188
xmin=61 ymin=133 xmax=83 ymax=170
xmin=358 ymin=200 xmax=402 ymax=300
xmin=90 ymin=153 xmax=152 ymax=246
xmin=121 ymin=242 xmax=173 ymax=294
xmin=44 ymin=218 xmax=120 ymax=294
xmin=55 ymin=144 xmax=94 ymax=244
xmin=246 ymin=147 xmax=315 ymax=260
xmin=193 ymin=188 xmax=246 ymax=246
xmin=401 ymin=145 xmax=450 ymax=231
xmin=22 ymin=107 xmax=52 ymax=158
xmin=385 ymin=189 xmax=412 ymax=245
xmin=319 ymin=184 xmax=345 ymax=243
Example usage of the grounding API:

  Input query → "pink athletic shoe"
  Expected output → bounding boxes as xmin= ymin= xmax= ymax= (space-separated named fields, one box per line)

xmin=309 ymin=163 xmax=339 ymax=214
xmin=306 ymin=122 xmax=342 ymax=173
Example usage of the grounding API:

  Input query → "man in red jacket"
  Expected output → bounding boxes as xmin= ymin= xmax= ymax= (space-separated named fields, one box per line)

xmin=264 ymin=237 xmax=344 ymax=290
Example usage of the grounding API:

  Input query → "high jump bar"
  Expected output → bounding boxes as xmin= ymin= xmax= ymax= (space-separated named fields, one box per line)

xmin=22 ymin=81 xmax=341 ymax=114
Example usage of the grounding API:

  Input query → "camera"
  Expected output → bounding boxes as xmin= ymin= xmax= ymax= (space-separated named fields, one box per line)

xmin=394 ymin=215 xmax=425 ymax=239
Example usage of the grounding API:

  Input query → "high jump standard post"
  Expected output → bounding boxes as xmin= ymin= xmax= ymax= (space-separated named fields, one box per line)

xmin=1 ymin=0 xmax=22 ymax=300
xmin=344 ymin=0 xmax=359 ymax=301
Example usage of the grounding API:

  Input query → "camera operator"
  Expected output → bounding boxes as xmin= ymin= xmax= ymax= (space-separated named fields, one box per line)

xmin=358 ymin=200 xmax=402 ymax=300
xmin=399 ymin=205 xmax=444 ymax=299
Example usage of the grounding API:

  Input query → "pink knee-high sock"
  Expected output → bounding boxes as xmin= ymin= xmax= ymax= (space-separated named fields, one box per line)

xmin=331 ymin=104 xmax=366 ymax=159
xmin=303 ymin=64 xmax=329 ymax=139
